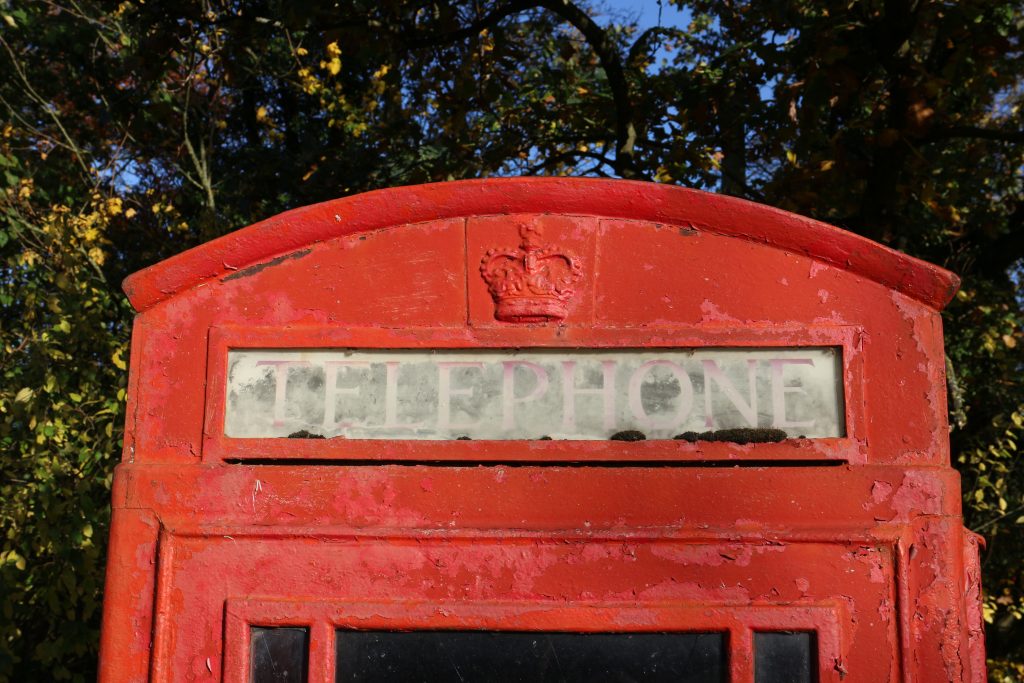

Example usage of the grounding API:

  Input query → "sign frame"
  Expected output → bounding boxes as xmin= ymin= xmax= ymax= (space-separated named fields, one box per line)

xmin=202 ymin=323 xmax=867 ymax=464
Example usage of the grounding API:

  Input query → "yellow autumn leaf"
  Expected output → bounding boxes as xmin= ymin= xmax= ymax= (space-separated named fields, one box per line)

xmin=17 ymin=249 xmax=40 ymax=266
xmin=983 ymin=602 xmax=994 ymax=624
xmin=111 ymin=348 xmax=127 ymax=370
xmin=125 ymin=207 xmax=137 ymax=218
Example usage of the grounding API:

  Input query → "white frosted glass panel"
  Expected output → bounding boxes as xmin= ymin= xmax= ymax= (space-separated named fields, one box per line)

xmin=224 ymin=348 xmax=844 ymax=440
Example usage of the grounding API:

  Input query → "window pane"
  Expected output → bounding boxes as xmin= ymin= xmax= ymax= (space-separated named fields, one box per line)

xmin=754 ymin=632 xmax=816 ymax=683
xmin=335 ymin=630 xmax=725 ymax=682
xmin=251 ymin=627 xmax=308 ymax=683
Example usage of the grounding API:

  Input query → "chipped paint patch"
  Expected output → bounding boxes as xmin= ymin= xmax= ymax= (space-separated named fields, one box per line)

xmin=891 ymin=471 xmax=944 ymax=518
xmin=870 ymin=480 xmax=894 ymax=507
xmin=699 ymin=299 xmax=738 ymax=323
xmin=222 ymin=249 xmax=313 ymax=282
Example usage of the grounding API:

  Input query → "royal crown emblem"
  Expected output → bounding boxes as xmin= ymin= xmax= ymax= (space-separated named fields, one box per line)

xmin=480 ymin=222 xmax=583 ymax=323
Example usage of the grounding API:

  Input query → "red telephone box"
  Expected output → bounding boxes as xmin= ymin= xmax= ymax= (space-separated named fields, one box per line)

xmin=98 ymin=178 xmax=985 ymax=682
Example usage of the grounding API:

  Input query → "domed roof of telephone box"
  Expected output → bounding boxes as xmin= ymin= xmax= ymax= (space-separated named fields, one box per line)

xmin=122 ymin=178 xmax=959 ymax=312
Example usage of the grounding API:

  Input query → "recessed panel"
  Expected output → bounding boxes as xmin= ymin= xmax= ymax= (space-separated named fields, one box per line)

xmin=251 ymin=627 xmax=308 ymax=683
xmin=334 ymin=631 xmax=725 ymax=682
xmin=755 ymin=632 xmax=816 ymax=683
xmin=225 ymin=348 xmax=844 ymax=440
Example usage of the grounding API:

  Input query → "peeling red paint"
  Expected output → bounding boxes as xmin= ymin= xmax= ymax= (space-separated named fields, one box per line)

xmin=99 ymin=179 xmax=980 ymax=682
xmin=871 ymin=480 xmax=894 ymax=504
xmin=891 ymin=471 xmax=945 ymax=519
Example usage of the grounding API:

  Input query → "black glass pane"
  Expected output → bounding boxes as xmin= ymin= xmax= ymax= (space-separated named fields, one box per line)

xmin=754 ymin=632 xmax=816 ymax=683
xmin=251 ymin=627 xmax=309 ymax=683
xmin=335 ymin=630 xmax=725 ymax=682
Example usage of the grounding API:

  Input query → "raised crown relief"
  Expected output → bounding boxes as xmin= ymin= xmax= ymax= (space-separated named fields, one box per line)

xmin=480 ymin=222 xmax=583 ymax=323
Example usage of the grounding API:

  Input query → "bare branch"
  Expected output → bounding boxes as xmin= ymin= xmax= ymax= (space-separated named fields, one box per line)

xmin=627 ymin=26 xmax=686 ymax=69
xmin=398 ymin=0 xmax=540 ymax=48
xmin=0 ymin=35 xmax=92 ymax=178
xmin=179 ymin=47 xmax=217 ymax=211
xmin=527 ymin=148 xmax=614 ymax=174
xmin=926 ymin=125 xmax=1024 ymax=144
xmin=535 ymin=0 xmax=642 ymax=179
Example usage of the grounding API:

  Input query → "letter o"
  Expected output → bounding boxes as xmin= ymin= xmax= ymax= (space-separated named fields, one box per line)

xmin=627 ymin=360 xmax=694 ymax=429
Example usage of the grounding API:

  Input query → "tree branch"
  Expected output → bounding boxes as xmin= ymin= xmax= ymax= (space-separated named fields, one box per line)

xmin=179 ymin=47 xmax=217 ymax=212
xmin=0 ymin=35 xmax=92 ymax=178
xmin=925 ymin=125 xmax=1024 ymax=144
xmin=527 ymin=148 xmax=614 ymax=174
xmin=972 ymin=199 xmax=1024 ymax=277
xmin=398 ymin=0 xmax=539 ymax=48
xmin=331 ymin=1 xmax=644 ymax=180
xmin=535 ymin=0 xmax=642 ymax=179
xmin=627 ymin=26 xmax=685 ymax=69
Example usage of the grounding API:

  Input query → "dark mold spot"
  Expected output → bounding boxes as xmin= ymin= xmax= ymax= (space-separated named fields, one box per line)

xmin=223 ymin=249 xmax=313 ymax=281
xmin=287 ymin=430 xmax=325 ymax=439
xmin=610 ymin=430 xmax=647 ymax=441
xmin=673 ymin=428 xmax=788 ymax=444
xmin=456 ymin=436 xmax=472 ymax=440
xmin=678 ymin=226 xmax=698 ymax=236
xmin=538 ymin=435 xmax=553 ymax=440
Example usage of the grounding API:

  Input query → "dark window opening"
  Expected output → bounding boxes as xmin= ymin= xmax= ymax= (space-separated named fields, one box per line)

xmin=754 ymin=631 xmax=817 ymax=683
xmin=251 ymin=627 xmax=309 ymax=683
xmin=334 ymin=630 xmax=725 ymax=682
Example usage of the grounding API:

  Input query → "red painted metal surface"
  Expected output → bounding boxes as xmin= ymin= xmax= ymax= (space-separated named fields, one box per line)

xmin=99 ymin=178 xmax=982 ymax=682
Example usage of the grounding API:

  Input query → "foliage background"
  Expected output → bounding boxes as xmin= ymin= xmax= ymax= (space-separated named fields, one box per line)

xmin=1 ymin=0 xmax=1022 ymax=680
